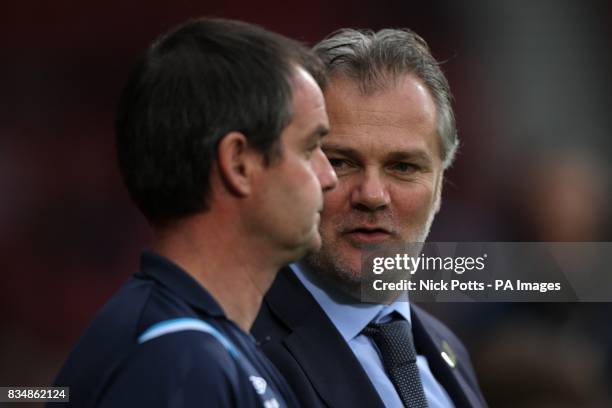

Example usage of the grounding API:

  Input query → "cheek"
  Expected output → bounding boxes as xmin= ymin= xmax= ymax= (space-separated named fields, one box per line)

xmin=319 ymin=187 xmax=348 ymax=229
xmin=391 ymin=184 xmax=435 ymax=219
xmin=295 ymin=165 xmax=323 ymax=211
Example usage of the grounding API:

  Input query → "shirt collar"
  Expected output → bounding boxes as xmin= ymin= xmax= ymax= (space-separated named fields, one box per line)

xmin=139 ymin=250 xmax=226 ymax=318
xmin=291 ymin=263 xmax=411 ymax=342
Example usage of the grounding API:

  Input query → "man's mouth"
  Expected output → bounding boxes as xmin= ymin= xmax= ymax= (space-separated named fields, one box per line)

xmin=343 ymin=227 xmax=392 ymax=244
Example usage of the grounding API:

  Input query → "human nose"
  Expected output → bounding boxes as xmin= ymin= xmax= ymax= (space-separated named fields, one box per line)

xmin=350 ymin=167 xmax=390 ymax=211
xmin=313 ymin=149 xmax=338 ymax=192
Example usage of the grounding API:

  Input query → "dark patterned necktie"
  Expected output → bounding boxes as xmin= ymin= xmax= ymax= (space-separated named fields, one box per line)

xmin=363 ymin=319 xmax=428 ymax=408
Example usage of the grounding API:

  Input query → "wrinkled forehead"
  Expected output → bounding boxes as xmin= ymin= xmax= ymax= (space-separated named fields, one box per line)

xmin=322 ymin=74 xmax=441 ymax=161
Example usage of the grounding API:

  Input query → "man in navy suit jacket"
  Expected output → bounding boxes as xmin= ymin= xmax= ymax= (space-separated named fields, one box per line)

xmin=253 ymin=28 xmax=487 ymax=407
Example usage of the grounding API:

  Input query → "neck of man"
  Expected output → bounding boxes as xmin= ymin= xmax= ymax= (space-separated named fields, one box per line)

xmin=299 ymin=256 xmax=404 ymax=305
xmin=151 ymin=212 xmax=282 ymax=332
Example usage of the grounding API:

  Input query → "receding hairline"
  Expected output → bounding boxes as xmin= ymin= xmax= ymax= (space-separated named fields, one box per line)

xmin=313 ymin=27 xmax=458 ymax=169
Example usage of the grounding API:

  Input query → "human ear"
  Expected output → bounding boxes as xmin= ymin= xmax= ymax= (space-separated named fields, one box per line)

xmin=216 ymin=132 xmax=258 ymax=197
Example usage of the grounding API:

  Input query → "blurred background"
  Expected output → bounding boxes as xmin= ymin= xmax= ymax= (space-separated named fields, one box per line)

xmin=2 ymin=0 xmax=611 ymax=406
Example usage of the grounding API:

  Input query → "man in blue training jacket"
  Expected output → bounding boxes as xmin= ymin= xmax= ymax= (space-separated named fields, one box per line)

xmin=52 ymin=17 xmax=336 ymax=407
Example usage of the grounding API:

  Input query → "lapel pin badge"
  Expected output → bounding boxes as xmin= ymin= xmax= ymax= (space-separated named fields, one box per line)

xmin=440 ymin=340 xmax=457 ymax=368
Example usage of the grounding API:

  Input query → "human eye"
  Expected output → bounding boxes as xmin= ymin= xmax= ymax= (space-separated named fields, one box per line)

xmin=327 ymin=157 xmax=346 ymax=168
xmin=326 ymin=157 xmax=356 ymax=175
xmin=388 ymin=161 xmax=419 ymax=176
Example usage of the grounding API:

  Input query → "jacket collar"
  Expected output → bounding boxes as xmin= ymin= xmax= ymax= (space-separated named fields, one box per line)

xmin=139 ymin=250 xmax=225 ymax=317
xmin=265 ymin=267 xmax=386 ymax=408
xmin=267 ymin=266 xmax=485 ymax=408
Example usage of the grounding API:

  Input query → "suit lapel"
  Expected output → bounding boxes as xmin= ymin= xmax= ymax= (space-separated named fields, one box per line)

xmin=266 ymin=268 xmax=385 ymax=408
xmin=411 ymin=306 xmax=484 ymax=407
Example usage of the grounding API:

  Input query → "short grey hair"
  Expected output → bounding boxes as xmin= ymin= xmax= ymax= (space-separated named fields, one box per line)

xmin=313 ymin=28 xmax=458 ymax=168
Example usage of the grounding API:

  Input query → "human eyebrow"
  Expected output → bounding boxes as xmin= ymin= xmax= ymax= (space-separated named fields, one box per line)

xmin=385 ymin=150 xmax=433 ymax=167
xmin=304 ymin=125 xmax=329 ymax=145
xmin=321 ymin=143 xmax=365 ymax=161
xmin=314 ymin=125 xmax=329 ymax=138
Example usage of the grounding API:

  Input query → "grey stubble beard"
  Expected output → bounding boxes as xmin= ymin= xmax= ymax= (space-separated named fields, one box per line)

xmin=301 ymin=206 xmax=437 ymax=302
